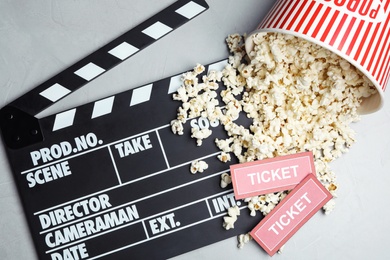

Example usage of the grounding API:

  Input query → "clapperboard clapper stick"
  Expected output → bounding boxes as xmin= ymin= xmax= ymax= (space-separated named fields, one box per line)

xmin=0 ymin=0 xmax=209 ymax=149
xmin=0 ymin=1 xmax=263 ymax=259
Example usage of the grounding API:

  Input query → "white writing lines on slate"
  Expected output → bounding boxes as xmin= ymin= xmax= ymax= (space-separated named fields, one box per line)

xmin=155 ymin=130 xmax=171 ymax=169
xmin=205 ymin=198 xmax=214 ymax=218
xmin=123 ymin=151 xmax=221 ymax=186
xmin=22 ymin=124 xmax=168 ymax=175
xmin=34 ymin=152 xmax=223 ymax=225
xmin=30 ymin=129 xmax=217 ymax=216
xmin=43 ymin=187 xmax=234 ymax=256
xmin=89 ymin=203 xmax=248 ymax=260
xmin=40 ymin=169 xmax=228 ymax=237
xmin=107 ymin=146 xmax=123 ymax=185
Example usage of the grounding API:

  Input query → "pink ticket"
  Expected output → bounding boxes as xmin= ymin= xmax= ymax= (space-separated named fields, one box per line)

xmin=230 ymin=152 xmax=315 ymax=199
xmin=250 ymin=174 xmax=333 ymax=256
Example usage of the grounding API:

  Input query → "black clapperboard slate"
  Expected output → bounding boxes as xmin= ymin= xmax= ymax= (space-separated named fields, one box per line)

xmin=0 ymin=1 xmax=263 ymax=259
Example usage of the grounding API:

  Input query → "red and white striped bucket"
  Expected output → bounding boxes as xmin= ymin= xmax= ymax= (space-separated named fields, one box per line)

xmin=246 ymin=0 xmax=390 ymax=114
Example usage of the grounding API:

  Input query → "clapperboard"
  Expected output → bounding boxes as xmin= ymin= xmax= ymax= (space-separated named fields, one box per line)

xmin=0 ymin=1 xmax=263 ymax=259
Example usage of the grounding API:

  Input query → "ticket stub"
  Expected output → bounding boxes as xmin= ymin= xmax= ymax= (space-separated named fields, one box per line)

xmin=250 ymin=174 xmax=333 ymax=256
xmin=230 ymin=152 xmax=315 ymax=199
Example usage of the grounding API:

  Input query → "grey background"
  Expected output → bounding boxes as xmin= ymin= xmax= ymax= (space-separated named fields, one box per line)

xmin=1 ymin=0 xmax=389 ymax=259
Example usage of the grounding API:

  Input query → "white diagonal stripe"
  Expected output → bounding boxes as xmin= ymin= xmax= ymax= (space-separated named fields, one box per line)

xmin=168 ymin=75 xmax=182 ymax=94
xmin=39 ymin=83 xmax=71 ymax=102
xmin=175 ymin=1 xmax=206 ymax=19
xmin=142 ymin=22 xmax=172 ymax=40
xmin=130 ymin=84 xmax=153 ymax=106
xmin=74 ymin=62 xmax=106 ymax=81
xmin=52 ymin=109 xmax=76 ymax=131
xmin=108 ymin=42 xmax=139 ymax=60
xmin=91 ymin=96 xmax=115 ymax=119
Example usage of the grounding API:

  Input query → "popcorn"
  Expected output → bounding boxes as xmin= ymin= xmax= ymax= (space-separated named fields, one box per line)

xmin=191 ymin=127 xmax=212 ymax=146
xmin=228 ymin=204 xmax=240 ymax=216
xmin=218 ymin=152 xmax=231 ymax=163
xmin=220 ymin=172 xmax=232 ymax=189
xmin=173 ymin=86 xmax=189 ymax=103
xmin=223 ymin=216 xmax=237 ymax=230
xmin=190 ymin=160 xmax=208 ymax=174
xmin=246 ymin=197 xmax=258 ymax=217
xmin=326 ymin=183 xmax=338 ymax=197
xmin=277 ymin=245 xmax=286 ymax=254
xmin=172 ymin=31 xmax=376 ymax=233
xmin=245 ymin=192 xmax=285 ymax=217
xmin=237 ymin=233 xmax=252 ymax=249
xmin=215 ymin=138 xmax=234 ymax=153
xmin=223 ymin=205 xmax=240 ymax=230
xmin=194 ymin=63 xmax=205 ymax=75
xmin=170 ymin=119 xmax=184 ymax=135
xmin=323 ymin=199 xmax=336 ymax=215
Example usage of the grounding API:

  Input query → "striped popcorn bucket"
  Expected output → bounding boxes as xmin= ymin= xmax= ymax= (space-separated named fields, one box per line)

xmin=245 ymin=0 xmax=390 ymax=114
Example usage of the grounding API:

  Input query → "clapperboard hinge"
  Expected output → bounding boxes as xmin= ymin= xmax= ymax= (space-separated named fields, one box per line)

xmin=0 ymin=0 xmax=209 ymax=150
xmin=0 ymin=105 xmax=44 ymax=149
